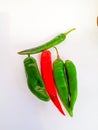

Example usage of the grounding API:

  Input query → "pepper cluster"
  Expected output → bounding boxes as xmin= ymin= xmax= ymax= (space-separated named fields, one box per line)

xmin=18 ymin=28 xmax=77 ymax=117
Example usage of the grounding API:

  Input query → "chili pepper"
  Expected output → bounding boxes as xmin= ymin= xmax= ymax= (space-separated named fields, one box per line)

xmin=18 ymin=28 xmax=76 ymax=55
xmin=53 ymin=47 xmax=73 ymax=117
xmin=24 ymin=55 xmax=50 ymax=101
xmin=40 ymin=50 xmax=65 ymax=116
xmin=65 ymin=60 xmax=77 ymax=112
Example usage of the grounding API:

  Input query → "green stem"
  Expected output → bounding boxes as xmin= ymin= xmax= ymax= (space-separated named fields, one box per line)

xmin=64 ymin=28 xmax=76 ymax=36
xmin=54 ymin=47 xmax=60 ymax=59
xmin=28 ymin=54 xmax=30 ymax=57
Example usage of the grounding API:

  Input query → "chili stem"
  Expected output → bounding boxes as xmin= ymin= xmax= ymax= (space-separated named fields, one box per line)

xmin=28 ymin=54 xmax=30 ymax=57
xmin=64 ymin=28 xmax=76 ymax=36
xmin=54 ymin=47 xmax=60 ymax=59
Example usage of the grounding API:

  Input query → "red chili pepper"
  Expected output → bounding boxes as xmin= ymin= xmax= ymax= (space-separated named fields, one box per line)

xmin=40 ymin=50 xmax=65 ymax=116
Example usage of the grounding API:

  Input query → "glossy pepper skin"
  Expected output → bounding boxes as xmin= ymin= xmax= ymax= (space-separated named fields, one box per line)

xmin=40 ymin=50 xmax=65 ymax=116
xmin=24 ymin=56 xmax=50 ymax=101
xmin=65 ymin=60 xmax=78 ymax=112
xmin=18 ymin=28 xmax=75 ymax=55
xmin=53 ymin=47 xmax=73 ymax=117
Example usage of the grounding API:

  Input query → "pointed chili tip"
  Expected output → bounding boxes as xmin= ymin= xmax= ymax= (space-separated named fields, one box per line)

xmin=58 ymin=107 xmax=65 ymax=116
xmin=70 ymin=112 xmax=73 ymax=117
xmin=62 ymin=111 xmax=66 ymax=116
xmin=51 ymin=97 xmax=65 ymax=116
xmin=17 ymin=51 xmax=23 ymax=55
xmin=68 ymin=109 xmax=73 ymax=117
xmin=58 ymin=106 xmax=66 ymax=116
xmin=17 ymin=51 xmax=27 ymax=55
xmin=17 ymin=51 xmax=21 ymax=54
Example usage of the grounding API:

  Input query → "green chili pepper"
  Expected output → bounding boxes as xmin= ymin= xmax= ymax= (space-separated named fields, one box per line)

xmin=65 ymin=60 xmax=78 ymax=112
xmin=18 ymin=28 xmax=76 ymax=55
xmin=53 ymin=47 xmax=73 ymax=117
xmin=24 ymin=55 xmax=50 ymax=101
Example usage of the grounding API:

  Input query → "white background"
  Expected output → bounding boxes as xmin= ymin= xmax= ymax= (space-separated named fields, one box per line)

xmin=0 ymin=0 xmax=98 ymax=130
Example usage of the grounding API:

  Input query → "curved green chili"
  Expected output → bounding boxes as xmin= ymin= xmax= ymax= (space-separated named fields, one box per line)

xmin=65 ymin=60 xmax=78 ymax=112
xmin=24 ymin=56 xmax=50 ymax=101
xmin=18 ymin=28 xmax=76 ymax=55
xmin=53 ymin=47 xmax=73 ymax=117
